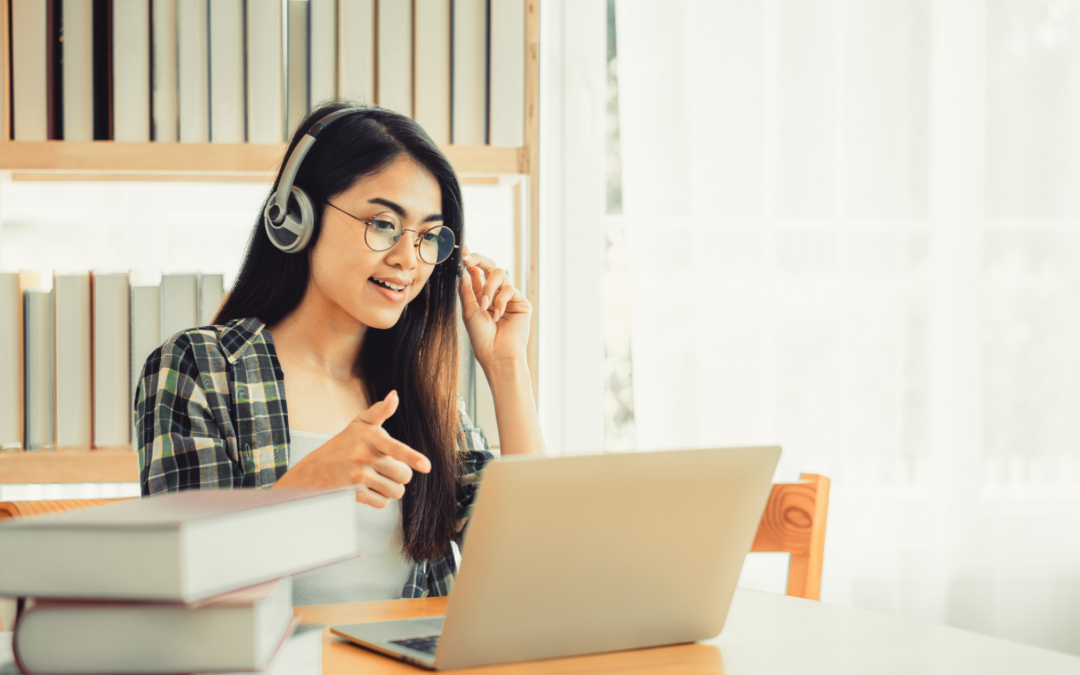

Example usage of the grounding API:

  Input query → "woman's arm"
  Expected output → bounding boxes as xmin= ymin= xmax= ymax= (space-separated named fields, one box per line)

xmin=135 ymin=335 xmax=241 ymax=495
xmin=460 ymin=250 xmax=545 ymax=456
xmin=483 ymin=359 xmax=543 ymax=456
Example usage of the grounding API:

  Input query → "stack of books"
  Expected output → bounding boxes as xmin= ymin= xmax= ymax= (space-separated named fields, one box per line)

xmin=0 ymin=489 xmax=361 ymax=674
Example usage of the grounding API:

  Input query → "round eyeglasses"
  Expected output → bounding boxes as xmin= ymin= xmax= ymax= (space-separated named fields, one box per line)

xmin=325 ymin=201 xmax=459 ymax=265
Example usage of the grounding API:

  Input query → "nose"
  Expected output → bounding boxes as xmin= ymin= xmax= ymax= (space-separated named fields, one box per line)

xmin=383 ymin=230 xmax=419 ymax=270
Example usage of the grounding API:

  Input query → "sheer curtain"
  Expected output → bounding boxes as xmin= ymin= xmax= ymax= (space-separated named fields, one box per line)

xmin=609 ymin=0 xmax=1080 ymax=654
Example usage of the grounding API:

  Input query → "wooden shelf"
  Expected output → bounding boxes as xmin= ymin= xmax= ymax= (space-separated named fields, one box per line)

xmin=0 ymin=452 xmax=140 ymax=484
xmin=0 ymin=141 xmax=527 ymax=180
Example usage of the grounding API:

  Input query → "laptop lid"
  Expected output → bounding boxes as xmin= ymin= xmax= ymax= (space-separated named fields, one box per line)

xmin=432 ymin=445 xmax=781 ymax=669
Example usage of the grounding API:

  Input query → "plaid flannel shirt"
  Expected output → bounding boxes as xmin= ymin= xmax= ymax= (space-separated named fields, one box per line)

xmin=134 ymin=316 xmax=496 ymax=599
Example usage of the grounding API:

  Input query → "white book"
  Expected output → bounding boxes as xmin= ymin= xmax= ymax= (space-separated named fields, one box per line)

xmin=376 ymin=0 xmax=412 ymax=116
xmin=309 ymin=0 xmax=337 ymax=105
xmin=130 ymin=284 xmax=161 ymax=443
xmin=152 ymin=0 xmax=180 ymax=142
xmin=0 ymin=489 xmax=360 ymax=601
xmin=53 ymin=273 xmax=92 ymax=451
xmin=11 ymin=0 xmax=48 ymax=140
xmin=414 ymin=0 xmax=451 ymax=145
xmin=255 ymin=623 xmax=323 ymax=675
xmin=178 ymin=0 xmax=210 ymax=143
xmin=247 ymin=0 xmax=285 ymax=143
xmin=210 ymin=0 xmax=245 ymax=143
xmin=92 ymin=273 xmax=131 ymax=450
xmin=23 ymin=290 xmax=53 ymax=451
xmin=62 ymin=0 xmax=95 ymax=141
xmin=451 ymin=0 xmax=487 ymax=145
xmin=14 ymin=579 xmax=295 ymax=674
xmin=338 ymin=0 xmax=374 ymax=104
xmin=488 ymin=0 xmax=524 ymax=147
xmin=286 ymin=0 xmax=310 ymax=135
xmin=113 ymin=0 xmax=152 ymax=142
xmin=160 ymin=274 xmax=198 ymax=341
xmin=199 ymin=273 xmax=224 ymax=325
xmin=0 ymin=273 xmax=39 ymax=451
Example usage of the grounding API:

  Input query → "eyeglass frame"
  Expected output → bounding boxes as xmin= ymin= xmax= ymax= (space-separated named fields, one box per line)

xmin=323 ymin=200 xmax=460 ymax=265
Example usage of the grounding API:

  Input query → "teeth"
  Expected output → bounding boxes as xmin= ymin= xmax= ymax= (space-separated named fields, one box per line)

xmin=372 ymin=278 xmax=405 ymax=291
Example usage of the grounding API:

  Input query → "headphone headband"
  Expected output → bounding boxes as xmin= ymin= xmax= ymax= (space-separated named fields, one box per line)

xmin=263 ymin=107 xmax=367 ymax=253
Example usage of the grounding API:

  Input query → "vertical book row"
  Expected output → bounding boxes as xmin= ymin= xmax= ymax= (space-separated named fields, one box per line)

xmin=6 ymin=0 xmax=526 ymax=146
xmin=0 ymin=271 xmax=225 ymax=453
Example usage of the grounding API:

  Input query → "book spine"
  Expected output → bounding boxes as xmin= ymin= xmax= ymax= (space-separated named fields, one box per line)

xmin=198 ymin=274 xmax=224 ymax=326
xmin=414 ymin=0 xmax=450 ymax=145
xmin=209 ymin=0 xmax=245 ymax=143
xmin=11 ymin=0 xmax=49 ymax=140
xmin=151 ymin=0 xmax=179 ymax=142
xmin=130 ymin=284 xmax=161 ymax=449
xmin=286 ymin=0 xmax=309 ymax=135
xmin=376 ymin=0 xmax=412 ymax=116
xmin=92 ymin=274 xmax=131 ymax=450
xmin=178 ymin=0 xmax=209 ymax=143
xmin=24 ymin=290 xmax=54 ymax=451
xmin=451 ymin=0 xmax=486 ymax=145
xmin=246 ymin=0 xmax=284 ymax=143
xmin=113 ymin=0 xmax=152 ymax=142
xmin=53 ymin=273 xmax=92 ymax=451
xmin=62 ymin=0 xmax=95 ymax=141
xmin=160 ymin=274 xmax=198 ymax=343
xmin=92 ymin=0 xmax=113 ymax=139
xmin=488 ymin=0 xmax=523 ymax=147
xmin=337 ymin=0 xmax=374 ymax=104
xmin=308 ymin=0 xmax=337 ymax=106
xmin=0 ymin=274 xmax=22 ymax=450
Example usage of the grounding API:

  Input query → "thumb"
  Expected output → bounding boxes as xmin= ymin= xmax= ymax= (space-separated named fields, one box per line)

xmin=356 ymin=390 xmax=399 ymax=427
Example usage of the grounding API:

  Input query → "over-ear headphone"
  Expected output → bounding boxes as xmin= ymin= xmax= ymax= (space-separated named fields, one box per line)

xmin=264 ymin=106 xmax=467 ymax=279
xmin=264 ymin=107 xmax=366 ymax=254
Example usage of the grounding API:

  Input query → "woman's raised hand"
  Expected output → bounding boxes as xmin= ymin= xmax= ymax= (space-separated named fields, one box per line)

xmin=270 ymin=391 xmax=431 ymax=508
xmin=459 ymin=247 xmax=532 ymax=369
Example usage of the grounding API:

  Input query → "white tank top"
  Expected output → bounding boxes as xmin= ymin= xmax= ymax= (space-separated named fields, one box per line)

xmin=287 ymin=430 xmax=415 ymax=605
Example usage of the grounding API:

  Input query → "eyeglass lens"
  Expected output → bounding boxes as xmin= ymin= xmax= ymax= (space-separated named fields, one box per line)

xmin=364 ymin=212 xmax=456 ymax=265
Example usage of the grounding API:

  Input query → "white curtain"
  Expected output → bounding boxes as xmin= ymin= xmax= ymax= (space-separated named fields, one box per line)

xmin=613 ymin=0 xmax=1080 ymax=654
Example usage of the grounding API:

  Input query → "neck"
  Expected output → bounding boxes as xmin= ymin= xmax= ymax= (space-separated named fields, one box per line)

xmin=268 ymin=286 xmax=367 ymax=381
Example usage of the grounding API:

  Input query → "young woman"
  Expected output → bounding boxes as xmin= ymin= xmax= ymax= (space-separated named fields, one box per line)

xmin=135 ymin=103 xmax=544 ymax=603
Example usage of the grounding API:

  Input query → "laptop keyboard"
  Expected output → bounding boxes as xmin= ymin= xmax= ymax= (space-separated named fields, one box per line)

xmin=390 ymin=635 xmax=441 ymax=656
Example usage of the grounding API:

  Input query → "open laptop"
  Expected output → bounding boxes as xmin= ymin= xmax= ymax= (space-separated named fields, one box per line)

xmin=331 ymin=445 xmax=781 ymax=670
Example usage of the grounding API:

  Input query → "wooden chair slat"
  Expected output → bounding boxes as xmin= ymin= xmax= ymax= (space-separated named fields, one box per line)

xmin=750 ymin=473 xmax=831 ymax=600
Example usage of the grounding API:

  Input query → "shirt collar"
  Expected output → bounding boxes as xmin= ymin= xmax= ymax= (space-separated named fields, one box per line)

xmin=219 ymin=317 xmax=270 ymax=364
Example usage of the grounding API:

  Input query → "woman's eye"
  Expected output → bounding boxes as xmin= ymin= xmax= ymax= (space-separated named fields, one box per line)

xmin=421 ymin=231 xmax=439 ymax=243
xmin=371 ymin=219 xmax=397 ymax=232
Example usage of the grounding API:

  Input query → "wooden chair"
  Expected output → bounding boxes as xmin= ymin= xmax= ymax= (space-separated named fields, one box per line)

xmin=750 ymin=473 xmax=831 ymax=601
xmin=0 ymin=499 xmax=130 ymax=630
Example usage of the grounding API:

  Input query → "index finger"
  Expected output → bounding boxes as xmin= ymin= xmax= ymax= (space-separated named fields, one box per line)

xmin=375 ymin=434 xmax=431 ymax=473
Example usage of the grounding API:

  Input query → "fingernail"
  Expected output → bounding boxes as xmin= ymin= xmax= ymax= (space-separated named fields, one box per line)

xmin=421 ymin=459 xmax=431 ymax=472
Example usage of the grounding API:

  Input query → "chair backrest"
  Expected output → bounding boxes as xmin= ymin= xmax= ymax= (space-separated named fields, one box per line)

xmin=750 ymin=473 xmax=831 ymax=600
xmin=0 ymin=498 xmax=131 ymax=630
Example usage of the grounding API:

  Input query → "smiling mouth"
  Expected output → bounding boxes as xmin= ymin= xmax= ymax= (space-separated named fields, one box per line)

xmin=370 ymin=278 xmax=406 ymax=292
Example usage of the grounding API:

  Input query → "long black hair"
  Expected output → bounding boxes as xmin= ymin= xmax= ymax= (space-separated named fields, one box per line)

xmin=216 ymin=102 xmax=464 ymax=562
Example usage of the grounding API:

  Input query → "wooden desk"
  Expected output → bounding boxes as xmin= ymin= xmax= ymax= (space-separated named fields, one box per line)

xmin=296 ymin=589 xmax=1080 ymax=674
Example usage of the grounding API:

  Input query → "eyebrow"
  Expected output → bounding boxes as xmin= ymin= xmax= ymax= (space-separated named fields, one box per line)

xmin=368 ymin=197 xmax=443 ymax=223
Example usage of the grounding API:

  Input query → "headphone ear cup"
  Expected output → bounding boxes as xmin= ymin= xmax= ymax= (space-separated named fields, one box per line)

xmin=264 ymin=186 xmax=317 ymax=253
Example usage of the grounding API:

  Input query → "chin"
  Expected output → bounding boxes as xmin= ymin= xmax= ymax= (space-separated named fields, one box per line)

xmin=361 ymin=309 xmax=407 ymax=331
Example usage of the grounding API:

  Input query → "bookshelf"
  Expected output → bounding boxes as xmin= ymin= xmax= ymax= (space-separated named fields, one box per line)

xmin=0 ymin=452 xmax=139 ymax=484
xmin=0 ymin=0 xmax=541 ymax=487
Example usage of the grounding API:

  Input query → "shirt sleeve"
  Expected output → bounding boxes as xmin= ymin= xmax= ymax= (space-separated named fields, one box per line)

xmin=453 ymin=395 xmax=497 ymax=537
xmin=134 ymin=335 xmax=240 ymax=495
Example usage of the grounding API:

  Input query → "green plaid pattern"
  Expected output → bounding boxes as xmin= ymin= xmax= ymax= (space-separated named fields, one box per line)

xmin=135 ymin=317 xmax=496 ymax=598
